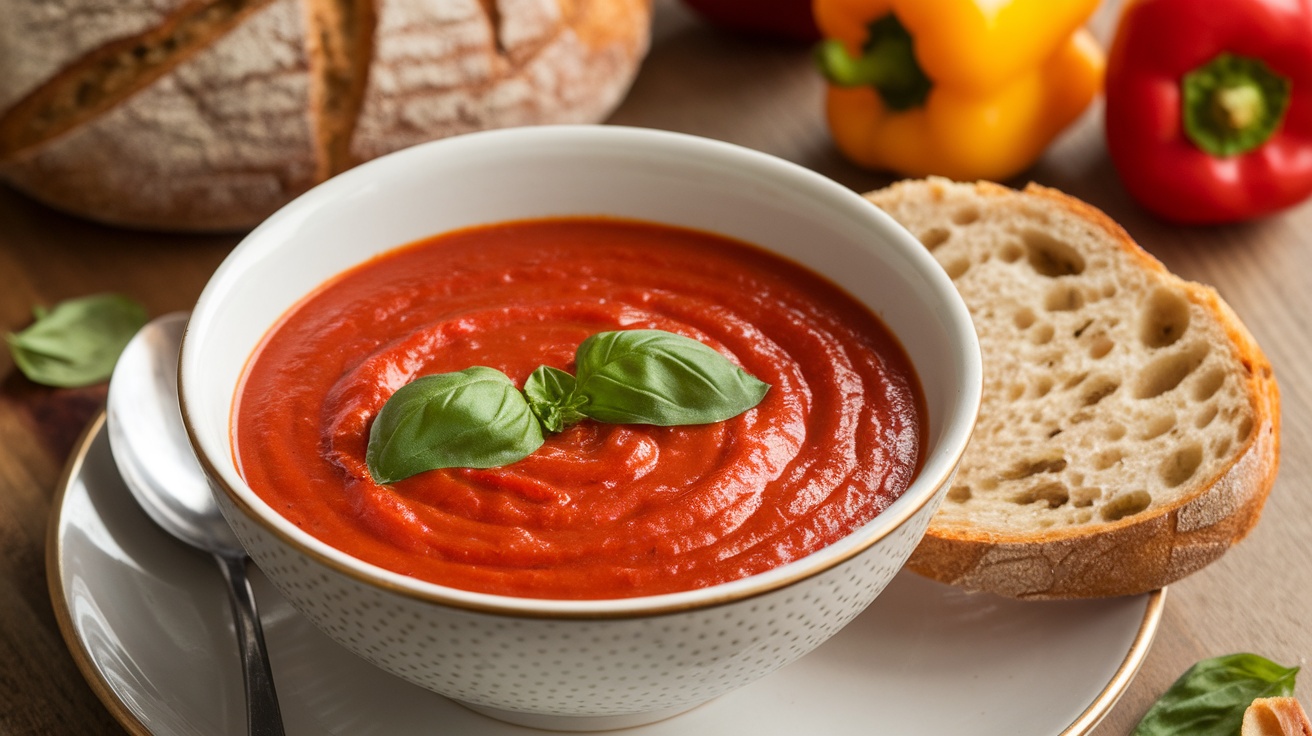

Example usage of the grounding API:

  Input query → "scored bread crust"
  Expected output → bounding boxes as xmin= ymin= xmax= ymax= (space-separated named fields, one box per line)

xmin=1 ymin=0 xmax=320 ymax=232
xmin=0 ymin=0 xmax=189 ymax=113
xmin=866 ymin=178 xmax=1280 ymax=599
xmin=0 ymin=0 xmax=651 ymax=231
xmin=349 ymin=0 xmax=648 ymax=165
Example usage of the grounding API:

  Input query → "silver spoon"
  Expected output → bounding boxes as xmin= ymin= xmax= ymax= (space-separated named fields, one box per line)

xmin=107 ymin=312 xmax=285 ymax=736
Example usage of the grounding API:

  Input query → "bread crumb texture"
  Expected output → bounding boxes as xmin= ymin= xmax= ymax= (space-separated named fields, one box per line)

xmin=867 ymin=178 xmax=1280 ymax=598
xmin=0 ymin=0 xmax=651 ymax=230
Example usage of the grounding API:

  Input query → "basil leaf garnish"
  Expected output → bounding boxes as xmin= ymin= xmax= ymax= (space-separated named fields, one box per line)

xmin=364 ymin=329 xmax=770 ymax=482
xmin=5 ymin=293 xmax=148 ymax=388
xmin=573 ymin=329 xmax=769 ymax=426
xmin=524 ymin=365 xmax=586 ymax=433
xmin=366 ymin=366 xmax=544 ymax=484
xmin=1131 ymin=653 xmax=1299 ymax=736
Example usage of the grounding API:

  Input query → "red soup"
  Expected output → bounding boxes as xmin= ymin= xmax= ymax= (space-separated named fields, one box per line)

xmin=233 ymin=218 xmax=925 ymax=599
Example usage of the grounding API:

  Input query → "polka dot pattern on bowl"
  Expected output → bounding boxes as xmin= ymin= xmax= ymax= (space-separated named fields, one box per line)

xmin=216 ymin=483 xmax=940 ymax=722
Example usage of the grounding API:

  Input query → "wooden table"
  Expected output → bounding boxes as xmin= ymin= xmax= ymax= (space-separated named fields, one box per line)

xmin=3 ymin=1 xmax=1308 ymax=733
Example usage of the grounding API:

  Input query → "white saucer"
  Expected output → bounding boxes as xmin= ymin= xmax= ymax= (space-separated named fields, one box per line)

xmin=49 ymin=413 xmax=1164 ymax=735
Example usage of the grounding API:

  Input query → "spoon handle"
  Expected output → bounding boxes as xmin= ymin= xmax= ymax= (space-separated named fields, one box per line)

xmin=215 ymin=552 xmax=287 ymax=736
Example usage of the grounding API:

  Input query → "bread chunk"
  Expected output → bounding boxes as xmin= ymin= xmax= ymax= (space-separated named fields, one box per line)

xmin=1244 ymin=697 xmax=1312 ymax=736
xmin=866 ymin=178 xmax=1280 ymax=599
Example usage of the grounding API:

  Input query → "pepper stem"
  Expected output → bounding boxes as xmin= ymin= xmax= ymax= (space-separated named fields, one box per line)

xmin=815 ymin=13 xmax=932 ymax=111
xmin=1182 ymin=52 xmax=1291 ymax=157
xmin=1213 ymin=83 xmax=1262 ymax=131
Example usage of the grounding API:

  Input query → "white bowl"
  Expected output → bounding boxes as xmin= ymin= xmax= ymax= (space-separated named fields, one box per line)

xmin=179 ymin=125 xmax=981 ymax=731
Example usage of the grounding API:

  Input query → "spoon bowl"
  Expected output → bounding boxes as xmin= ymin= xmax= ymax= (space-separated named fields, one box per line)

xmin=108 ymin=313 xmax=243 ymax=557
xmin=107 ymin=312 xmax=285 ymax=736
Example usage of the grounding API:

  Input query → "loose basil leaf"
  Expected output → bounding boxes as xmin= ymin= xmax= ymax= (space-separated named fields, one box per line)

xmin=1131 ymin=653 xmax=1299 ymax=736
xmin=523 ymin=365 xmax=586 ymax=433
xmin=573 ymin=329 xmax=769 ymax=426
xmin=5 ymin=293 xmax=148 ymax=388
xmin=366 ymin=366 xmax=544 ymax=484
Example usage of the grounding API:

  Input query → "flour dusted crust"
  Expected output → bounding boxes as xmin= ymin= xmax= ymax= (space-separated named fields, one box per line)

xmin=2 ymin=0 xmax=319 ymax=231
xmin=866 ymin=178 xmax=1280 ymax=599
xmin=0 ymin=0 xmax=189 ymax=111
xmin=0 ymin=0 xmax=651 ymax=231
xmin=350 ymin=0 xmax=647 ymax=163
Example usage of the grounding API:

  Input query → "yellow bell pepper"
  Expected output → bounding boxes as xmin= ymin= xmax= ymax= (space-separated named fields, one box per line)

xmin=814 ymin=0 xmax=1105 ymax=181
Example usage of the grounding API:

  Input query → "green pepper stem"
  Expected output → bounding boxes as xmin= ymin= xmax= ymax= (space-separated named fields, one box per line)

xmin=814 ymin=13 xmax=932 ymax=111
xmin=815 ymin=39 xmax=903 ymax=89
xmin=1182 ymin=52 xmax=1291 ymax=157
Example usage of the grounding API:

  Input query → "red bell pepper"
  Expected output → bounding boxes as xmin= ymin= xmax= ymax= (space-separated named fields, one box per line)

xmin=1104 ymin=0 xmax=1312 ymax=224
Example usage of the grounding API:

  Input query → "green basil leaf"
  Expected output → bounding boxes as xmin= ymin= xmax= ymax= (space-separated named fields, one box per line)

xmin=5 ymin=293 xmax=148 ymax=388
xmin=366 ymin=366 xmax=544 ymax=484
xmin=523 ymin=365 xmax=586 ymax=433
xmin=1132 ymin=653 xmax=1299 ymax=736
xmin=573 ymin=329 xmax=769 ymax=426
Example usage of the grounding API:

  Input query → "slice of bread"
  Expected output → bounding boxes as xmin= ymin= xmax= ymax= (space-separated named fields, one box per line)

xmin=866 ymin=178 xmax=1280 ymax=599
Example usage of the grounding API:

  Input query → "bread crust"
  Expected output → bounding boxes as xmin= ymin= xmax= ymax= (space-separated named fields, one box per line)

xmin=1 ymin=0 xmax=319 ymax=231
xmin=349 ymin=0 xmax=649 ymax=164
xmin=0 ymin=0 xmax=651 ymax=231
xmin=866 ymin=178 xmax=1280 ymax=599
xmin=1244 ymin=697 xmax=1312 ymax=736
xmin=0 ymin=0 xmax=191 ymax=112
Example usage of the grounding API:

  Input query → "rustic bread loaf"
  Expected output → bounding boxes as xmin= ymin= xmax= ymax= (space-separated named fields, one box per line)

xmin=866 ymin=178 xmax=1280 ymax=599
xmin=0 ymin=0 xmax=650 ymax=231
